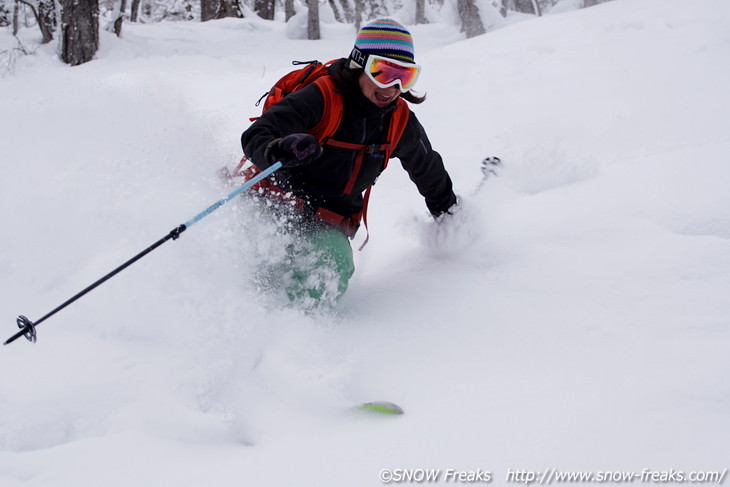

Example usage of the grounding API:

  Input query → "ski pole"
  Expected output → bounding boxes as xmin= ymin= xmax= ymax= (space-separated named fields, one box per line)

xmin=4 ymin=162 xmax=282 ymax=346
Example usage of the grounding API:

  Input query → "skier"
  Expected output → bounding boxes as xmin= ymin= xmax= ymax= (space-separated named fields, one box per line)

xmin=241 ymin=18 xmax=458 ymax=308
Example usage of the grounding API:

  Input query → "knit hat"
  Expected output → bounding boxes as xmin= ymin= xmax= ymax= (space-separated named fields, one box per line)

xmin=349 ymin=18 xmax=416 ymax=67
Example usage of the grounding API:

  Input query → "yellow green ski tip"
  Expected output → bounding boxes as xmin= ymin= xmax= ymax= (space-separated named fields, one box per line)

xmin=357 ymin=401 xmax=404 ymax=415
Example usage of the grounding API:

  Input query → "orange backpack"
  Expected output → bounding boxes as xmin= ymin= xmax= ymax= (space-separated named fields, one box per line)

xmin=234 ymin=60 xmax=411 ymax=248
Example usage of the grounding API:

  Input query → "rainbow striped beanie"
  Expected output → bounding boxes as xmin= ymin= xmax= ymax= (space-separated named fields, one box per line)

xmin=350 ymin=18 xmax=415 ymax=66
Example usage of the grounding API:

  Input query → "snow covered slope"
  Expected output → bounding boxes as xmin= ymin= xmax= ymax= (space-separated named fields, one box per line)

xmin=1 ymin=1 xmax=728 ymax=485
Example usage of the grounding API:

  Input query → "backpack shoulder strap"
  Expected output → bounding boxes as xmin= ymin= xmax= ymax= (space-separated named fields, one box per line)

xmin=390 ymin=99 xmax=411 ymax=144
xmin=357 ymin=99 xmax=412 ymax=250
xmin=380 ymin=98 xmax=411 ymax=170
xmin=309 ymin=75 xmax=343 ymax=143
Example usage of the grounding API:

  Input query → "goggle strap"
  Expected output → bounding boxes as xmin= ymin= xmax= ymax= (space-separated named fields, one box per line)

xmin=349 ymin=47 xmax=368 ymax=69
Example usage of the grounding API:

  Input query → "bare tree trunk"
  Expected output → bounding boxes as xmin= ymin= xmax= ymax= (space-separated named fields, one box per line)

xmin=201 ymin=0 xmax=216 ymax=21
xmin=60 ymin=0 xmax=99 ymax=66
xmin=130 ymin=0 xmax=140 ymax=22
xmin=354 ymin=0 xmax=361 ymax=31
xmin=201 ymin=0 xmax=242 ymax=21
xmin=328 ymin=0 xmax=353 ymax=23
xmin=307 ymin=0 xmax=319 ymax=40
xmin=12 ymin=0 xmax=19 ymax=35
xmin=513 ymin=0 xmax=538 ymax=14
xmin=532 ymin=0 xmax=542 ymax=15
xmin=38 ymin=0 xmax=56 ymax=39
xmin=416 ymin=0 xmax=426 ymax=24
xmin=254 ymin=0 xmax=274 ymax=20
xmin=284 ymin=0 xmax=294 ymax=21
xmin=327 ymin=0 xmax=341 ymax=22
xmin=457 ymin=0 xmax=485 ymax=38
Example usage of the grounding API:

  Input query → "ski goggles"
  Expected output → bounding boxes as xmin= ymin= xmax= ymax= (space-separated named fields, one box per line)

xmin=363 ymin=54 xmax=422 ymax=93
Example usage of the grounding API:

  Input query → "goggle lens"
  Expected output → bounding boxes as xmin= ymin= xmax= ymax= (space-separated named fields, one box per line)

xmin=366 ymin=56 xmax=421 ymax=92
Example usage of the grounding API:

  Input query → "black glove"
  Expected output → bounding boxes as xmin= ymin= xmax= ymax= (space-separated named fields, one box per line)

xmin=432 ymin=194 xmax=460 ymax=220
xmin=267 ymin=133 xmax=323 ymax=168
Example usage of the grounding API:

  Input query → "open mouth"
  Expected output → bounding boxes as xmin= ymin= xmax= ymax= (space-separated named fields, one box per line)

xmin=374 ymin=91 xmax=394 ymax=104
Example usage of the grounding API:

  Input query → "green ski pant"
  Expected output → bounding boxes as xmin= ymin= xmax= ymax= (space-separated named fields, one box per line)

xmin=246 ymin=194 xmax=356 ymax=308
xmin=283 ymin=224 xmax=355 ymax=305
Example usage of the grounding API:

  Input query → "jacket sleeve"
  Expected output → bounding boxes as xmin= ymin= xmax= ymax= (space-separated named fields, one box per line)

xmin=393 ymin=110 xmax=457 ymax=217
xmin=241 ymin=83 xmax=325 ymax=170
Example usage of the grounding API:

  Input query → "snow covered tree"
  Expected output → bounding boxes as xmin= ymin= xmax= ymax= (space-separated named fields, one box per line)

xmin=254 ymin=0 xmax=273 ymax=20
xmin=0 ymin=1 xmax=10 ymax=27
xmin=165 ymin=0 xmax=196 ymax=21
xmin=201 ymin=0 xmax=242 ymax=21
xmin=129 ymin=0 xmax=196 ymax=22
xmin=107 ymin=0 xmax=127 ymax=36
xmin=60 ymin=0 xmax=99 ymax=66
xmin=357 ymin=0 xmax=387 ymax=22
xmin=307 ymin=0 xmax=319 ymax=40
xmin=457 ymin=0 xmax=485 ymax=38
xmin=492 ymin=0 xmax=507 ymax=16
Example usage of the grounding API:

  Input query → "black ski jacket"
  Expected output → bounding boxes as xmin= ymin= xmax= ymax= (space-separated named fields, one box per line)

xmin=241 ymin=59 xmax=456 ymax=220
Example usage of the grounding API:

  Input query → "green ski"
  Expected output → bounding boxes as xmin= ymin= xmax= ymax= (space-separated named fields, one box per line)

xmin=357 ymin=401 xmax=404 ymax=415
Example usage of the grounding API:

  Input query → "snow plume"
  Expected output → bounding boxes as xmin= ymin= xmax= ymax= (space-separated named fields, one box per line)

xmin=419 ymin=197 xmax=483 ymax=256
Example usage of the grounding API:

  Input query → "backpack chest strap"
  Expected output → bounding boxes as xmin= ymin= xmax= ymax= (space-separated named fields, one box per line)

xmin=325 ymin=140 xmax=393 ymax=152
